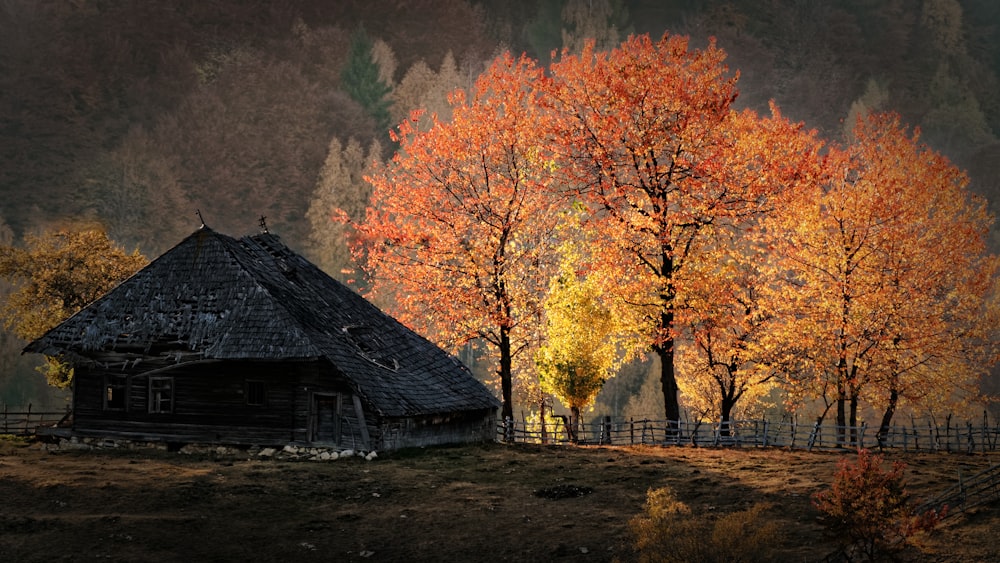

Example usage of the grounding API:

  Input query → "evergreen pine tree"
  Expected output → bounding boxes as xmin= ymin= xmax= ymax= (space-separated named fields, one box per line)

xmin=341 ymin=26 xmax=393 ymax=135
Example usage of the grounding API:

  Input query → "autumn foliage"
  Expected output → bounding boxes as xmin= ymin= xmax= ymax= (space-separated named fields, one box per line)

xmin=348 ymin=32 xmax=997 ymax=427
xmin=677 ymin=236 xmax=779 ymax=427
xmin=629 ymin=486 xmax=780 ymax=563
xmin=535 ymin=243 xmax=623 ymax=440
xmin=813 ymin=449 xmax=946 ymax=561
xmin=541 ymin=33 xmax=822 ymax=423
xmin=353 ymin=53 xmax=561 ymax=421
xmin=766 ymin=113 xmax=1000 ymax=439
xmin=0 ymin=227 xmax=147 ymax=387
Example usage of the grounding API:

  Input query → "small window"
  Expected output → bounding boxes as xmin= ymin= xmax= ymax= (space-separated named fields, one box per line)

xmin=149 ymin=377 xmax=174 ymax=414
xmin=104 ymin=375 xmax=128 ymax=410
xmin=246 ymin=380 xmax=266 ymax=407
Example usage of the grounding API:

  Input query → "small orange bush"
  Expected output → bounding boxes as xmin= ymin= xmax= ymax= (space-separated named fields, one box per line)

xmin=812 ymin=449 xmax=945 ymax=561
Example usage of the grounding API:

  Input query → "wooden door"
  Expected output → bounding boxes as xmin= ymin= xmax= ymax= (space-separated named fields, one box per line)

xmin=309 ymin=393 xmax=341 ymax=444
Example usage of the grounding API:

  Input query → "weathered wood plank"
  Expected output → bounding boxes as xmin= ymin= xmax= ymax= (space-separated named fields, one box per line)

xmin=352 ymin=394 xmax=371 ymax=450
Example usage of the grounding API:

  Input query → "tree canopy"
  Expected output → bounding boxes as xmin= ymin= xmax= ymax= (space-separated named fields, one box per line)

xmin=350 ymin=33 xmax=998 ymax=427
xmin=0 ymin=227 xmax=147 ymax=387
xmin=766 ymin=113 xmax=1000 ymax=442
xmin=342 ymin=26 xmax=394 ymax=135
xmin=352 ymin=53 xmax=561 ymax=422
xmin=536 ymin=241 xmax=623 ymax=440
xmin=542 ymin=33 xmax=822 ymax=424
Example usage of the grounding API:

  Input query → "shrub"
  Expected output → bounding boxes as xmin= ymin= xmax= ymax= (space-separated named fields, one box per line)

xmin=628 ymin=486 xmax=781 ymax=563
xmin=812 ymin=448 xmax=945 ymax=561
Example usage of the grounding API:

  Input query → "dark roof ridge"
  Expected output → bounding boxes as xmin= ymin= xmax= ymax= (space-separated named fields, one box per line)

xmin=20 ymin=226 xmax=216 ymax=357
xmin=24 ymin=225 xmax=500 ymax=417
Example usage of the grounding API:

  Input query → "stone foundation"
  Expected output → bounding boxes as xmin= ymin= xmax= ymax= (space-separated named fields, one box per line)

xmin=39 ymin=436 xmax=378 ymax=461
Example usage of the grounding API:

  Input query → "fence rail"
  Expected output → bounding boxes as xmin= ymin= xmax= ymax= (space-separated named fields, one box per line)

xmin=917 ymin=463 xmax=1000 ymax=518
xmin=0 ymin=404 xmax=68 ymax=436
xmin=498 ymin=414 xmax=1000 ymax=454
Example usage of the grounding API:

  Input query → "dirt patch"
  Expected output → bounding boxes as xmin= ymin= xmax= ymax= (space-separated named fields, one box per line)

xmin=0 ymin=439 xmax=996 ymax=562
xmin=533 ymin=484 xmax=594 ymax=499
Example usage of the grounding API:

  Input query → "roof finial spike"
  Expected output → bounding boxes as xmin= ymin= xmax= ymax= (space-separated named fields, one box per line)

xmin=196 ymin=209 xmax=206 ymax=229
xmin=259 ymin=215 xmax=269 ymax=234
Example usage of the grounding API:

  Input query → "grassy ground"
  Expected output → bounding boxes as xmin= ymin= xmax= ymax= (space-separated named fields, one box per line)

xmin=0 ymin=438 xmax=997 ymax=562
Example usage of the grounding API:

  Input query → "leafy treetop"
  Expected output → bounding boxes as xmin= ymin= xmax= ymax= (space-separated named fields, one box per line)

xmin=0 ymin=227 xmax=147 ymax=387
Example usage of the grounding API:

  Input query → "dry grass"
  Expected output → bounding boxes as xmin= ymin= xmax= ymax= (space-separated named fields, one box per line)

xmin=0 ymin=439 xmax=997 ymax=562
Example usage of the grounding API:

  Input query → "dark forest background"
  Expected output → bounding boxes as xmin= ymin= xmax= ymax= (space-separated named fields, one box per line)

xmin=2 ymin=0 xmax=999 ymax=411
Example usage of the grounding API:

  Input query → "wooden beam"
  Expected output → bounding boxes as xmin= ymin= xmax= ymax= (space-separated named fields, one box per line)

xmin=352 ymin=394 xmax=371 ymax=451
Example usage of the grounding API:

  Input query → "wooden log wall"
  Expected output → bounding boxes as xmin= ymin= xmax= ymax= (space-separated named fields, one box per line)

xmin=377 ymin=409 xmax=498 ymax=451
xmin=73 ymin=359 xmax=350 ymax=446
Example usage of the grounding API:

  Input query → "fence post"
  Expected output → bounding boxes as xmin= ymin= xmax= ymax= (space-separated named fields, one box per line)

xmin=984 ymin=411 xmax=989 ymax=455
xmin=762 ymin=419 xmax=769 ymax=448
xmin=24 ymin=403 xmax=32 ymax=435
xmin=984 ymin=411 xmax=990 ymax=454
xmin=807 ymin=421 xmax=820 ymax=451
xmin=928 ymin=418 xmax=935 ymax=452
xmin=967 ymin=421 xmax=975 ymax=455
xmin=600 ymin=416 xmax=612 ymax=445
xmin=945 ymin=414 xmax=953 ymax=453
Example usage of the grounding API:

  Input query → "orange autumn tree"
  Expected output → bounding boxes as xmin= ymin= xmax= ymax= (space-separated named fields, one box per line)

xmin=542 ymin=33 xmax=821 ymax=425
xmin=767 ymin=113 xmax=999 ymax=444
xmin=854 ymin=116 xmax=1000 ymax=440
xmin=677 ymin=234 xmax=780 ymax=431
xmin=350 ymin=53 xmax=560 ymax=422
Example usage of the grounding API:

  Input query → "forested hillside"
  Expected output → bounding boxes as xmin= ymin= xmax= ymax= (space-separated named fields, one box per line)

xmin=2 ymin=0 xmax=999 ymax=409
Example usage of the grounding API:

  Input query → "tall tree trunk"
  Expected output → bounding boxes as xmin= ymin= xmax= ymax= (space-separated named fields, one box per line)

xmin=718 ymin=365 xmax=739 ymax=437
xmin=499 ymin=324 xmax=513 ymax=423
xmin=878 ymin=340 xmax=902 ymax=448
xmin=540 ymin=398 xmax=548 ymax=445
xmin=657 ymin=343 xmax=680 ymax=428
xmin=849 ymin=395 xmax=859 ymax=447
xmin=836 ymin=388 xmax=847 ymax=446
xmin=720 ymin=395 xmax=735 ymax=437
xmin=570 ymin=405 xmax=581 ymax=443
xmin=836 ymin=353 xmax=849 ymax=446
xmin=877 ymin=386 xmax=899 ymax=448
xmin=837 ymin=281 xmax=851 ymax=447
xmin=658 ymin=253 xmax=680 ymax=430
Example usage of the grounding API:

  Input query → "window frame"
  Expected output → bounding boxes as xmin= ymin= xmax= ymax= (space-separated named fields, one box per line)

xmin=148 ymin=376 xmax=174 ymax=414
xmin=103 ymin=374 xmax=129 ymax=411
xmin=245 ymin=380 xmax=266 ymax=407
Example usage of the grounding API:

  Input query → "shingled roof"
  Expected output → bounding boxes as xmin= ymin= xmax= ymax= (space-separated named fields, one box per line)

xmin=25 ymin=227 xmax=500 ymax=417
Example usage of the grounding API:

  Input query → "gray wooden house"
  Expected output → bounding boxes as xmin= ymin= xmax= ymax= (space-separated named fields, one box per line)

xmin=25 ymin=226 xmax=499 ymax=451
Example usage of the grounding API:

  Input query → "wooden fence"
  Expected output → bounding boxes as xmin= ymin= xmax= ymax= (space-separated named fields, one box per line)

xmin=498 ymin=413 xmax=1000 ymax=454
xmin=917 ymin=462 xmax=1000 ymax=517
xmin=0 ymin=404 xmax=69 ymax=436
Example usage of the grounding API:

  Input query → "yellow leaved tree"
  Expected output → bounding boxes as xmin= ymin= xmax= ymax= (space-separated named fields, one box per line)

xmin=0 ymin=227 xmax=147 ymax=387
xmin=535 ymin=240 xmax=625 ymax=442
